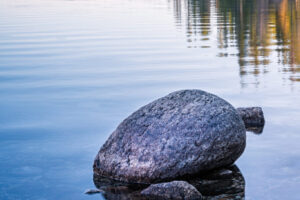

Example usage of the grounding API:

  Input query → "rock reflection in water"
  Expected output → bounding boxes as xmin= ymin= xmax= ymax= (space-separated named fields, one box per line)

xmin=245 ymin=121 xmax=265 ymax=134
xmin=246 ymin=126 xmax=264 ymax=134
xmin=189 ymin=165 xmax=245 ymax=200
xmin=245 ymin=119 xmax=265 ymax=134
xmin=93 ymin=165 xmax=245 ymax=200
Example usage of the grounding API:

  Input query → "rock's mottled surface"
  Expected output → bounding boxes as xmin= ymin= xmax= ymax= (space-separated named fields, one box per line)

xmin=141 ymin=181 xmax=202 ymax=200
xmin=94 ymin=90 xmax=246 ymax=183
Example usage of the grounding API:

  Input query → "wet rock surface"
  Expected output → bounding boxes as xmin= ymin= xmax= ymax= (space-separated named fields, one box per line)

xmin=141 ymin=181 xmax=202 ymax=200
xmin=94 ymin=90 xmax=246 ymax=183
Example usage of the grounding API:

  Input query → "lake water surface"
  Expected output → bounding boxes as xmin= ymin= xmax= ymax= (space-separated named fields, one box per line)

xmin=0 ymin=0 xmax=300 ymax=199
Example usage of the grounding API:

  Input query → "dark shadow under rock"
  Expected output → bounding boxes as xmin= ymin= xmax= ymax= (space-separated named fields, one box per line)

xmin=93 ymin=165 xmax=245 ymax=200
xmin=187 ymin=165 xmax=245 ymax=199
xmin=245 ymin=125 xmax=264 ymax=134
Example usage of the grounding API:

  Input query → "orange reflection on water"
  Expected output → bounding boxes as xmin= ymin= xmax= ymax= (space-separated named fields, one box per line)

xmin=173 ymin=0 xmax=300 ymax=82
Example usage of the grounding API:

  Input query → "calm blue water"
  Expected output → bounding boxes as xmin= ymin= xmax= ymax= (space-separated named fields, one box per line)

xmin=0 ymin=0 xmax=300 ymax=199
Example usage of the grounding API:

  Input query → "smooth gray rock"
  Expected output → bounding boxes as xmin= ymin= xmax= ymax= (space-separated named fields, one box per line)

xmin=94 ymin=90 xmax=246 ymax=183
xmin=141 ymin=181 xmax=202 ymax=200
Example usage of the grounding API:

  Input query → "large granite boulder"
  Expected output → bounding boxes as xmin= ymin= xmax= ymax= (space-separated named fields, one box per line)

xmin=94 ymin=90 xmax=246 ymax=183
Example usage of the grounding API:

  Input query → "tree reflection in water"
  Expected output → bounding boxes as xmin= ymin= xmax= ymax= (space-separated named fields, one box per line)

xmin=173 ymin=0 xmax=300 ymax=83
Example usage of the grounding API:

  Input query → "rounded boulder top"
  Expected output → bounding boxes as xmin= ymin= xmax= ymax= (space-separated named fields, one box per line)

xmin=94 ymin=90 xmax=246 ymax=184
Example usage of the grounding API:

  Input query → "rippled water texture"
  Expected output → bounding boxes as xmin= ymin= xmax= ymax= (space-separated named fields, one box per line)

xmin=0 ymin=0 xmax=299 ymax=199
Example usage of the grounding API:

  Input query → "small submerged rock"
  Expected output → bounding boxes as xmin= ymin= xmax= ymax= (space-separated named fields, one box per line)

xmin=94 ymin=90 xmax=248 ymax=183
xmin=141 ymin=181 xmax=202 ymax=200
xmin=84 ymin=188 xmax=103 ymax=195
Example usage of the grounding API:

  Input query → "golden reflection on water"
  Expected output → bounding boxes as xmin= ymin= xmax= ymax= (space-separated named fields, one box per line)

xmin=173 ymin=0 xmax=300 ymax=82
